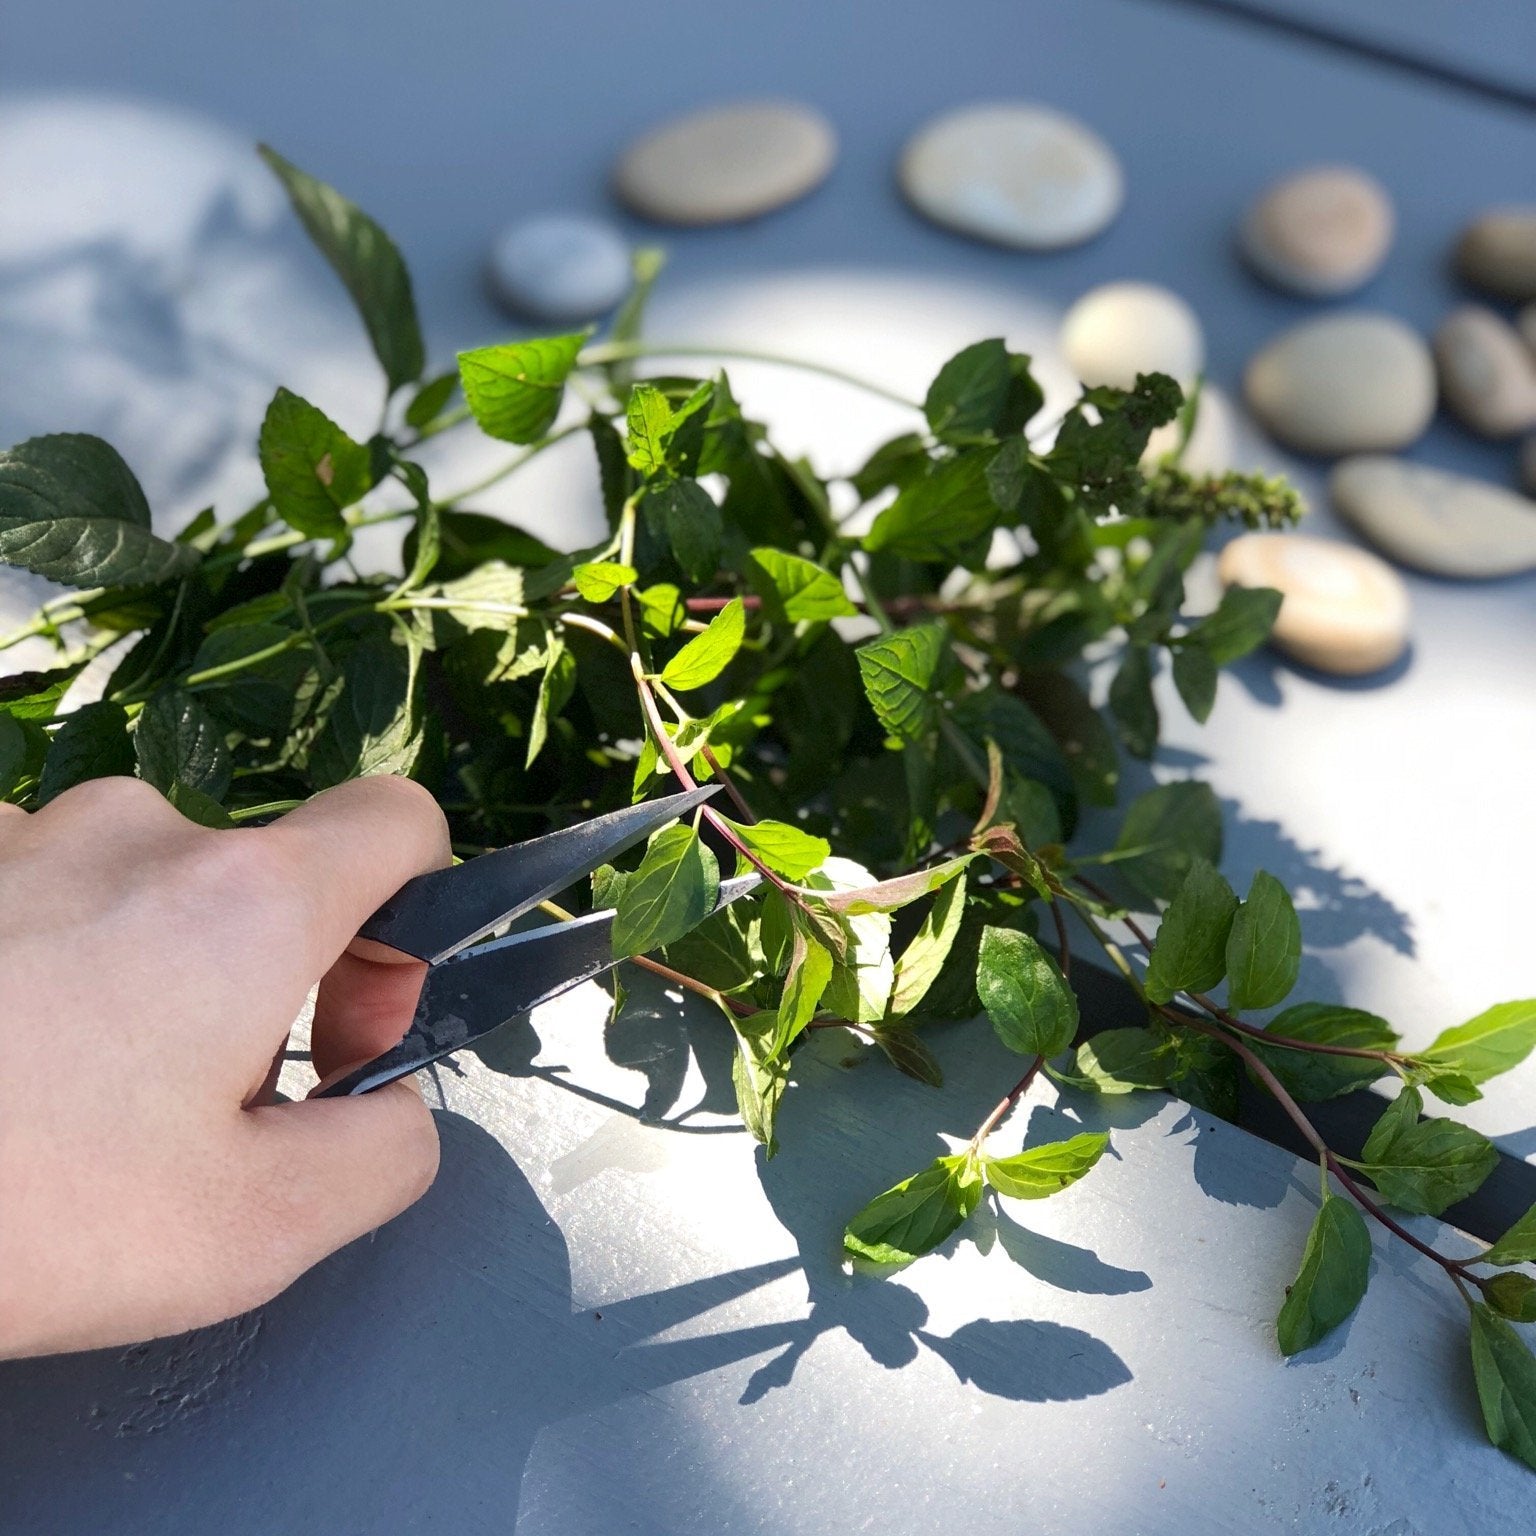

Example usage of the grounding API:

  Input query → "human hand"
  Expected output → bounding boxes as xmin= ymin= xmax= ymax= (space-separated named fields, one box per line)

xmin=0 ymin=774 xmax=450 ymax=1358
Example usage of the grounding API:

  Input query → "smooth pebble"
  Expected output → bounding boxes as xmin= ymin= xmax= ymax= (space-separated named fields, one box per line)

xmin=1244 ymin=312 xmax=1435 ymax=456
xmin=1433 ymin=306 xmax=1536 ymax=439
xmin=1518 ymin=301 xmax=1536 ymax=357
xmin=899 ymin=102 xmax=1123 ymax=251
xmin=487 ymin=215 xmax=631 ymax=323
xmin=1142 ymin=384 xmax=1235 ymax=474
xmin=1239 ymin=166 xmax=1394 ymax=297
xmin=613 ymin=100 xmax=836 ymax=225
xmin=1455 ymin=208 xmax=1536 ymax=301
xmin=1060 ymin=281 xmax=1204 ymax=389
xmin=1219 ymin=532 xmax=1410 ymax=675
xmin=1331 ymin=455 xmax=1536 ymax=578
xmin=1523 ymin=435 xmax=1536 ymax=497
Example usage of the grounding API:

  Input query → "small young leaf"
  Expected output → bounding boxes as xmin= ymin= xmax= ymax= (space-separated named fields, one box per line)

xmin=1420 ymin=1001 xmax=1536 ymax=1087
xmin=1276 ymin=1194 xmax=1371 ymax=1356
xmin=404 ymin=371 xmax=458 ymax=431
xmin=977 ymin=926 xmax=1079 ymax=1058
xmin=1069 ymin=1028 xmax=1169 ymax=1094
xmin=572 ymin=561 xmax=638 ymax=603
xmin=1108 ymin=646 xmax=1159 ymax=760
xmin=1143 ymin=856 xmax=1238 ymax=1005
xmin=36 ymin=702 xmax=135 ymax=805
xmin=1486 ymin=1273 xmax=1536 ymax=1324
xmin=1247 ymin=1002 xmax=1397 ymax=1103
xmin=1171 ymin=642 xmax=1218 ymax=723
xmin=1484 ymin=1204 xmax=1536 ymax=1267
xmin=1400 ymin=1064 xmax=1483 ymax=1106
xmin=1354 ymin=1087 xmax=1498 ymax=1216
xmin=856 ymin=624 xmax=946 ymax=744
xmin=259 ymin=145 xmax=424 ymax=392
xmin=747 ymin=547 xmax=856 ymax=622
xmin=1470 ymin=1303 xmax=1536 ymax=1471
xmin=611 ymin=824 xmax=720 ymax=956
xmin=0 ymin=433 xmax=195 ymax=588
xmin=843 ymin=1153 xmax=983 ymax=1266
xmin=984 ymin=1131 xmax=1108 ymax=1200
xmin=258 ymin=387 xmax=372 ymax=538
xmin=1189 ymin=585 xmax=1283 ymax=665
xmin=1113 ymin=781 xmax=1223 ymax=904
xmin=720 ymin=816 xmax=829 ymax=881
xmin=1225 ymin=870 xmax=1301 ymax=1011
xmin=458 ymin=333 xmax=586 ymax=444
xmin=660 ymin=597 xmax=745 ymax=690
xmin=887 ymin=875 xmax=967 ymax=1017
xmin=134 ymin=690 xmax=231 ymax=799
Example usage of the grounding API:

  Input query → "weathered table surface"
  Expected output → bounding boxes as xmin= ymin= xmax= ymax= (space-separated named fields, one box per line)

xmin=3 ymin=0 xmax=1536 ymax=1529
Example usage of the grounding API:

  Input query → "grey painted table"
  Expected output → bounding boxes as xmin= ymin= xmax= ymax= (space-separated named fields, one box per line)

xmin=3 ymin=1 xmax=1536 ymax=1530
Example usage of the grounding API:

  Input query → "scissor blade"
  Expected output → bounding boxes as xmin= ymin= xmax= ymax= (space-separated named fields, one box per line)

xmin=357 ymin=785 xmax=720 ymax=964
xmin=318 ymin=875 xmax=761 ymax=1097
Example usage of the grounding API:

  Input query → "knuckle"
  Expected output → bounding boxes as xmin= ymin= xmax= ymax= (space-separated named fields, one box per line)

xmin=48 ymin=774 xmax=168 ymax=820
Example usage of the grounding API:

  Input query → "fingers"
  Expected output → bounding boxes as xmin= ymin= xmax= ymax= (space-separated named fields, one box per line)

xmin=258 ymin=776 xmax=451 ymax=972
xmin=232 ymin=1084 xmax=440 ymax=1301
xmin=311 ymin=950 xmax=429 ymax=1082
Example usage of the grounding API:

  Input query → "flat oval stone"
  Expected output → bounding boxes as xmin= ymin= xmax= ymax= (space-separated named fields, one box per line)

xmin=1455 ymin=208 xmax=1536 ymax=301
xmin=1331 ymin=455 xmax=1536 ymax=578
xmin=1433 ymin=306 xmax=1536 ymax=439
xmin=613 ymin=100 xmax=836 ymax=225
xmin=1059 ymin=281 xmax=1204 ymax=389
xmin=1239 ymin=166 xmax=1394 ymax=297
xmin=899 ymin=103 xmax=1123 ymax=251
xmin=1218 ymin=532 xmax=1410 ymax=675
xmin=487 ymin=215 xmax=631 ymax=322
xmin=1244 ymin=313 xmax=1435 ymax=456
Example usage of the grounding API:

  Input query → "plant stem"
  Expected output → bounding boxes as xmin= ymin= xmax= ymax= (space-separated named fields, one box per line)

xmin=971 ymin=1055 xmax=1046 ymax=1149
xmin=434 ymin=421 xmax=585 ymax=507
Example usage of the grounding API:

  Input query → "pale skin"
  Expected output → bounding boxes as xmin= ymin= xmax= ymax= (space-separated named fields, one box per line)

xmin=0 ymin=773 xmax=450 ymax=1358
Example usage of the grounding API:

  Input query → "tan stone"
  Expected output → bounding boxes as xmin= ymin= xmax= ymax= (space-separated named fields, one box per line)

xmin=1240 ymin=166 xmax=1393 ymax=297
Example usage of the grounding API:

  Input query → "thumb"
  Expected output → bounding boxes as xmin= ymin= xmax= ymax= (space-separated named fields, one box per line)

xmin=232 ymin=1084 xmax=440 ymax=1301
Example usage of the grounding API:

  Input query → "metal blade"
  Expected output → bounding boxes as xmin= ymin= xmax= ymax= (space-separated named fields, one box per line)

xmin=318 ymin=875 xmax=760 ymax=1097
xmin=357 ymin=785 xmax=720 ymax=964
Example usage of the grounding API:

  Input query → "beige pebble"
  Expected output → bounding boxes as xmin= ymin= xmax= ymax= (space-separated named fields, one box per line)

xmin=1240 ymin=166 xmax=1394 ymax=297
xmin=613 ymin=101 xmax=836 ymax=225
xmin=1059 ymin=281 xmax=1204 ymax=390
xmin=1331 ymin=455 xmax=1536 ymax=578
xmin=1219 ymin=532 xmax=1410 ymax=675
xmin=1455 ymin=209 xmax=1536 ymax=302
xmin=1142 ymin=384 xmax=1235 ymax=474
xmin=1433 ymin=307 xmax=1536 ymax=439
xmin=1245 ymin=312 xmax=1435 ymax=456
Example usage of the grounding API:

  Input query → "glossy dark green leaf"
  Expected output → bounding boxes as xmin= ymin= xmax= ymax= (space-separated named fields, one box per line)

xmin=644 ymin=478 xmax=721 ymax=583
xmin=1354 ymin=1087 xmax=1498 ymax=1216
xmin=458 ymin=333 xmax=586 ymax=444
xmin=404 ymin=371 xmax=458 ymax=431
xmin=1420 ymin=1001 xmax=1536 ymax=1087
xmin=36 ymin=702 xmax=135 ymax=806
xmin=977 ymin=926 xmax=1079 ymax=1057
xmin=1144 ymin=856 xmax=1238 ymax=1004
xmin=862 ymin=451 xmax=998 ymax=564
xmin=307 ymin=638 xmax=421 ymax=788
xmin=1225 ymin=870 xmax=1301 ymax=1011
xmin=843 ymin=1153 xmax=983 ymax=1265
xmin=856 ymin=624 xmax=945 ymax=744
xmin=1108 ymin=645 xmax=1159 ymax=760
xmin=1247 ymin=1002 xmax=1397 ymax=1102
xmin=611 ymin=824 xmax=720 ymax=956
xmin=1189 ymin=585 xmax=1283 ymax=665
xmin=984 ymin=1132 xmax=1107 ymax=1200
xmin=1171 ymin=642 xmax=1218 ymax=723
xmin=259 ymin=145 xmax=424 ymax=392
xmin=1276 ymin=1194 xmax=1371 ymax=1356
xmin=1112 ymin=781 xmax=1223 ymax=904
xmin=923 ymin=338 xmax=1042 ymax=442
xmin=0 ymin=433 xmax=194 ymax=588
xmin=1470 ymin=1303 xmax=1536 ymax=1471
xmin=134 ymin=690 xmax=231 ymax=799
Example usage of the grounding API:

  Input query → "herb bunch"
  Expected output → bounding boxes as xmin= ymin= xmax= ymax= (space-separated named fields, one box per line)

xmin=3 ymin=148 xmax=1535 ymax=1467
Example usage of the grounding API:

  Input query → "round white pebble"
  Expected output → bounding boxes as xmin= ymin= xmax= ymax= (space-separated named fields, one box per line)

xmin=1218 ymin=532 xmax=1410 ymax=675
xmin=1331 ymin=455 xmax=1536 ymax=578
xmin=1433 ymin=306 xmax=1536 ymax=440
xmin=613 ymin=100 xmax=836 ymax=225
xmin=1244 ymin=312 xmax=1435 ymax=456
xmin=1455 ymin=208 xmax=1536 ymax=302
xmin=487 ymin=215 xmax=632 ymax=323
xmin=899 ymin=102 xmax=1124 ymax=251
xmin=1239 ymin=166 xmax=1394 ymax=297
xmin=1060 ymin=281 xmax=1204 ymax=389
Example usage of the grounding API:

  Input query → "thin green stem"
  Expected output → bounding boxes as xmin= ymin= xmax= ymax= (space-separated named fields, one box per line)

xmin=434 ymin=422 xmax=585 ymax=507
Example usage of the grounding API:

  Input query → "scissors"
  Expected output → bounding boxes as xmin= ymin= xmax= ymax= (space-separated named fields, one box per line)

xmin=314 ymin=784 xmax=757 ymax=1098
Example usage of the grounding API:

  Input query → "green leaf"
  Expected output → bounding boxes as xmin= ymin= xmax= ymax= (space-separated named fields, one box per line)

xmin=1401 ymin=1064 xmax=1483 ymax=1106
xmin=659 ymin=597 xmax=745 ymax=690
xmin=405 ymin=371 xmax=458 ymax=432
xmin=1470 ymin=1303 xmax=1536 ymax=1471
xmin=166 ymin=781 xmax=236 ymax=829
xmin=1354 ymin=1087 xmax=1498 ymax=1216
xmin=1420 ymin=1001 xmax=1536 ymax=1086
xmin=1247 ymin=1002 xmax=1397 ymax=1103
xmin=984 ymin=1131 xmax=1108 ymax=1200
xmin=923 ymin=338 xmax=1043 ymax=442
xmin=772 ymin=926 xmax=834 ymax=1053
xmin=1277 ymin=1194 xmax=1371 ymax=1356
xmin=257 ymin=388 xmax=372 ymax=538
xmin=644 ymin=479 xmax=722 ymax=583
xmin=0 ymin=433 xmax=195 ymax=588
xmin=729 ymin=1008 xmax=788 ymax=1156
xmin=526 ymin=635 xmax=577 ymax=767
xmin=856 ymin=624 xmax=945 ymax=744
xmin=1190 ymin=586 xmax=1283 ymax=665
xmin=843 ymin=1153 xmax=983 ymax=1266
xmin=259 ymin=145 xmax=424 ymax=392
xmin=863 ymin=451 xmax=999 ymax=564
xmin=1483 ymin=1205 xmax=1536 ymax=1267
xmin=186 ymin=623 xmax=323 ymax=740
xmin=1113 ymin=781 xmax=1223 ymax=904
xmin=622 ymin=381 xmax=711 ymax=478
xmin=720 ymin=816 xmax=829 ymax=881
xmin=36 ymin=702 xmax=135 ymax=805
xmin=611 ymin=824 xmax=720 ymax=956
xmin=887 ymin=875 xmax=967 ymax=1017
xmin=811 ymin=854 xmax=973 ymax=916
xmin=1 ymin=664 xmax=85 ymax=722
xmin=0 ymin=715 xmax=29 ymax=798
xmin=1069 ymin=1028 xmax=1168 ymax=1093
xmin=1143 ymin=857 xmax=1238 ymax=1005
xmin=1108 ymin=646 xmax=1159 ymax=760
xmin=134 ymin=690 xmax=231 ymax=799
xmin=1171 ymin=642 xmax=1218 ymax=723
xmin=307 ymin=637 xmax=421 ymax=787
xmin=457 ymin=333 xmax=586 ymax=444
xmin=636 ymin=582 xmax=686 ymax=638
xmin=870 ymin=1024 xmax=945 ymax=1087
xmin=746 ymin=547 xmax=856 ymax=622
xmin=977 ymin=926 xmax=1079 ymax=1058
xmin=1225 ymin=870 xmax=1301 ymax=1011
xmin=572 ymin=561 xmax=637 ymax=602
xmin=1486 ymin=1274 xmax=1536 ymax=1324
